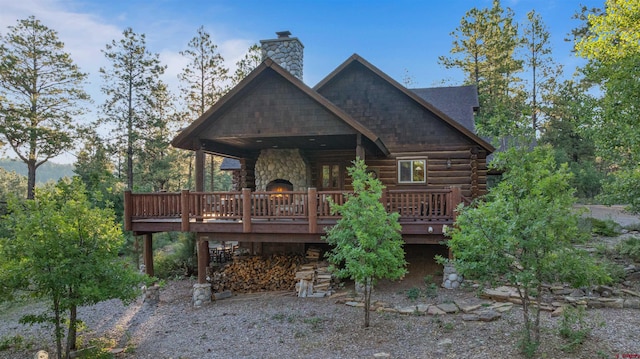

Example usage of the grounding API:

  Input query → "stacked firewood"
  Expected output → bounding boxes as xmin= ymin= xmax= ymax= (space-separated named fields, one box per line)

xmin=210 ymin=254 xmax=305 ymax=293
xmin=295 ymin=248 xmax=335 ymax=297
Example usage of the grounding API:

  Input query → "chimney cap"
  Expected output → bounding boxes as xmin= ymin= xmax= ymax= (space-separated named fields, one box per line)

xmin=276 ymin=30 xmax=291 ymax=38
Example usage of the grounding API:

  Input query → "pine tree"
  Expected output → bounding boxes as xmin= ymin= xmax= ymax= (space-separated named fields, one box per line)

xmin=232 ymin=43 xmax=261 ymax=86
xmin=522 ymin=10 xmax=562 ymax=135
xmin=178 ymin=26 xmax=231 ymax=191
xmin=100 ymin=28 xmax=166 ymax=191
xmin=0 ymin=16 xmax=89 ymax=199
xmin=439 ymin=0 xmax=525 ymax=138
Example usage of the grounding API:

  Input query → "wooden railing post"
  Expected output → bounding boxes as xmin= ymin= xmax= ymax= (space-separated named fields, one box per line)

xmin=124 ymin=190 xmax=132 ymax=231
xmin=380 ymin=188 xmax=388 ymax=212
xmin=449 ymin=186 xmax=462 ymax=260
xmin=242 ymin=188 xmax=252 ymax=233
xmin=308 ymin=187 xmax=317 ymax=233
xmin=181 ymin=190 xmax=190 ymax=231
xmin=450 ymin=186 xmax=462 ymax=219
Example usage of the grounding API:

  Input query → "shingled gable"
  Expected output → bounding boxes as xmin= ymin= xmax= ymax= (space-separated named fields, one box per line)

xmin=314 ymin=54 xmax=494 ymax=153
xmin=171 ymin=58 xmax=389 ymax=157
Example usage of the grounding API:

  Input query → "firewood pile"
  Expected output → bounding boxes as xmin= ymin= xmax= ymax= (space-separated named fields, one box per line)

xmin=295 ymin=248 xmax=335 ymax=297
xmin=210 ymin=254 xmax=306 ymax=293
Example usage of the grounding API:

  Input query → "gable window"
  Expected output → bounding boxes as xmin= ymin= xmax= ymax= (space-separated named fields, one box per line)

xmin=397 ymin=159 xmax=427 ymax=184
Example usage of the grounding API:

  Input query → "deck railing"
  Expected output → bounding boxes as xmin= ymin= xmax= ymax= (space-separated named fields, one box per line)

xmin=124 ymin=187 xmax=462 ymax=232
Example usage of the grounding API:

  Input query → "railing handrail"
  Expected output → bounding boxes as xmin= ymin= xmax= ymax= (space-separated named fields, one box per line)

xmin=126 ymin=188 xmax=458 ymax=227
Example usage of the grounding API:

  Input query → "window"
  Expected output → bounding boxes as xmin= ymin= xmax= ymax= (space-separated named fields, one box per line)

xmin=397 ymin=159 xmax=427 ymax=184
xmin=321 ymin=164 xmax=341 ymax=189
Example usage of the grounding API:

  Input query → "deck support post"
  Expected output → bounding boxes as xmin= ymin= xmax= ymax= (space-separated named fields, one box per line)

xmin=181 ymin=190 xmax=190 ymax=231
xmin=242 ymin=188 xmax=252 ymax=233
xmin=143 ymin=233 xmax=154 ymax=277
xmin=308 ymin=187 xmax=317 ymax=233
xmin=197 ymin=238 xmax=209 ymax=284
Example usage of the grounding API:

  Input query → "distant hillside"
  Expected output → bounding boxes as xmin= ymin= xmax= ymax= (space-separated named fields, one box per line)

xmin=0 ymin=158 xmax=75 ymax=184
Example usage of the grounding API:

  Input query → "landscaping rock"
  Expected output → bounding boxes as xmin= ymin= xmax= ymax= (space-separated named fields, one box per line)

xmin=624 ymin=298 xmax=640 ymax=309
xmin=428 ymin=305 xmax=446 ymax=316
xmin=477 ymin=309 xmax=501 ymax=322
xmin=437 ymin=303 xmax=459 ymax=314
xmin=462 ymin=314 xmax=479 ymax=321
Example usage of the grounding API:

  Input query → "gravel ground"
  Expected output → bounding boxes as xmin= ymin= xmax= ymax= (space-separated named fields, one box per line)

xmin=2 ymin=278 xmax=640 ymax=359
xmin=1 ymin=206 xmax=639 ymax=359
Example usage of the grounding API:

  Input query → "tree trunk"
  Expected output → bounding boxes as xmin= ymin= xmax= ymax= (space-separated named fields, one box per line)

xmin=26 ymin=159 xmax=36 ymax=199
xmin=363 ymin=277 xmax=371 ymax=328
xmin=65 ymin=304 xmax=77 ymax=359
xmin=53 ymin=297 xmax=63 ymax=359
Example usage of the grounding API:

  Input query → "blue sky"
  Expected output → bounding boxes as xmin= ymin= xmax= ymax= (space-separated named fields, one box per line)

xmin=0 ymin=0 xmax=602 ymax=162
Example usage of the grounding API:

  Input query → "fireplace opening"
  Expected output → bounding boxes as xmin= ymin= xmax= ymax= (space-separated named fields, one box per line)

xmin=266 ymin=179 xmax=293 ymax=192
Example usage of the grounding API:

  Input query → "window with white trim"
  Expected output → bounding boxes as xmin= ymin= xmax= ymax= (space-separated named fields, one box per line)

xmin=397 ymin=159 xmax=427 ymax=184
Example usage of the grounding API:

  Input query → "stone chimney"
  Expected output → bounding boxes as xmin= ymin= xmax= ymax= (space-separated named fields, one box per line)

xmin=260 ymin=31 xmax=304 ymax=80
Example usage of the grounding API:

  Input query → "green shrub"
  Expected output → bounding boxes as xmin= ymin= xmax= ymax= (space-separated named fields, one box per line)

xmin=406 ymin=287 xmax=421 ymax=301
xmin=616 ymin=236 xmax=640 ymax=262
xmin=588 ymin=218 xmax=621 ymax=237
xmin=600 ymin=259 xmax=626 ymax=283
xmin=558 ymin=306 xmax=595 ymax=353
xmin=154 ymin=233 xmax=197 ymax=279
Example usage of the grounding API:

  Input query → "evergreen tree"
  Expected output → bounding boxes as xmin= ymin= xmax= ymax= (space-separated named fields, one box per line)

xmin=325 ymin=159 xmax=407 ymax=328
xmin=439 ymin=0 xmax=525 ymax=138
xmin=231 ymin=43 xmax=261 ymax=86
xmin=100 ymin=28 xmax=166 ymax=191
xmin=178 ymin=26 xmax=230 ymax=191
xmin=0 ymin=16 xmax=89 ymax=199
xmin=522 ymin=10 xmax=562 ymax=135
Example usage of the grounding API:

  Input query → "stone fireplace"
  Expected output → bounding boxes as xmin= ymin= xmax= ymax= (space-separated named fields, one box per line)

xmin=255 ymin=149 xmax=309 ymax=191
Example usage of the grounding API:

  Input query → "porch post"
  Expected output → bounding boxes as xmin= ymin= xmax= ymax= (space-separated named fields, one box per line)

xmin=143 ymin=233 xmax=154 ymax=277
xmin=356 ymin=133 xmax=365 ymax=160
xmin=195 ymin=149 xmax=205 ymax=192
xmin=197 ymin=238 xmax=209 ymax=284
xmin=181 ymin=190 xmax=190 ymax=231
xmin=242 ymin=188 xmax=252 ymax=233
xmin=308 ymin=187 xmax=317 ymax=233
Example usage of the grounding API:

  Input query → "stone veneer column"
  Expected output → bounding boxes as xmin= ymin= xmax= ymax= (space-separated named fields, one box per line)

xmin=260 ymin=31 xmax=304 ymax=80
xmin=254 ymin=149 xmax=309 ymax=190
xmin=443 ymin=263 xmax=464 ymax=289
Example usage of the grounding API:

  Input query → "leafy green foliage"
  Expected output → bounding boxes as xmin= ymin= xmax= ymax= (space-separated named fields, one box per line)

xmin=599 ymin=168 xmax=640 ymax=214
xmin=616 ymin=236 xmax=640 ymax=262
xmin=0 ymin=16 xmax=89 ymax=199
xmin=445 ymin=146 xmax=611 ymax=355
xmin=575 ymin=1 xmax=640 ymax=213
xmin=324 ymin=159 xmax=407 ymax=327
xmin=153 ymin=233 xmax=197 ymax=279
xmin=558 ymin=306 xmax=596 ymax=353
xmin=587 ymin=217 xmax=621 ymax=237
xmin=405 ymin=287 xmax=421 ymax=301
xmin=0 ymin=178 xmax=144 ymax=359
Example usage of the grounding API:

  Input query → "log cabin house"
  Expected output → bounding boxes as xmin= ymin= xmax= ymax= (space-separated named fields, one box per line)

xmin=123 ymin=31 xmax=494 ymax=298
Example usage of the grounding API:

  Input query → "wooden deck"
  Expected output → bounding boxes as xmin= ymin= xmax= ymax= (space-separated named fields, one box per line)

xmin=124 ymin=187 xmax=461 ymax=243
